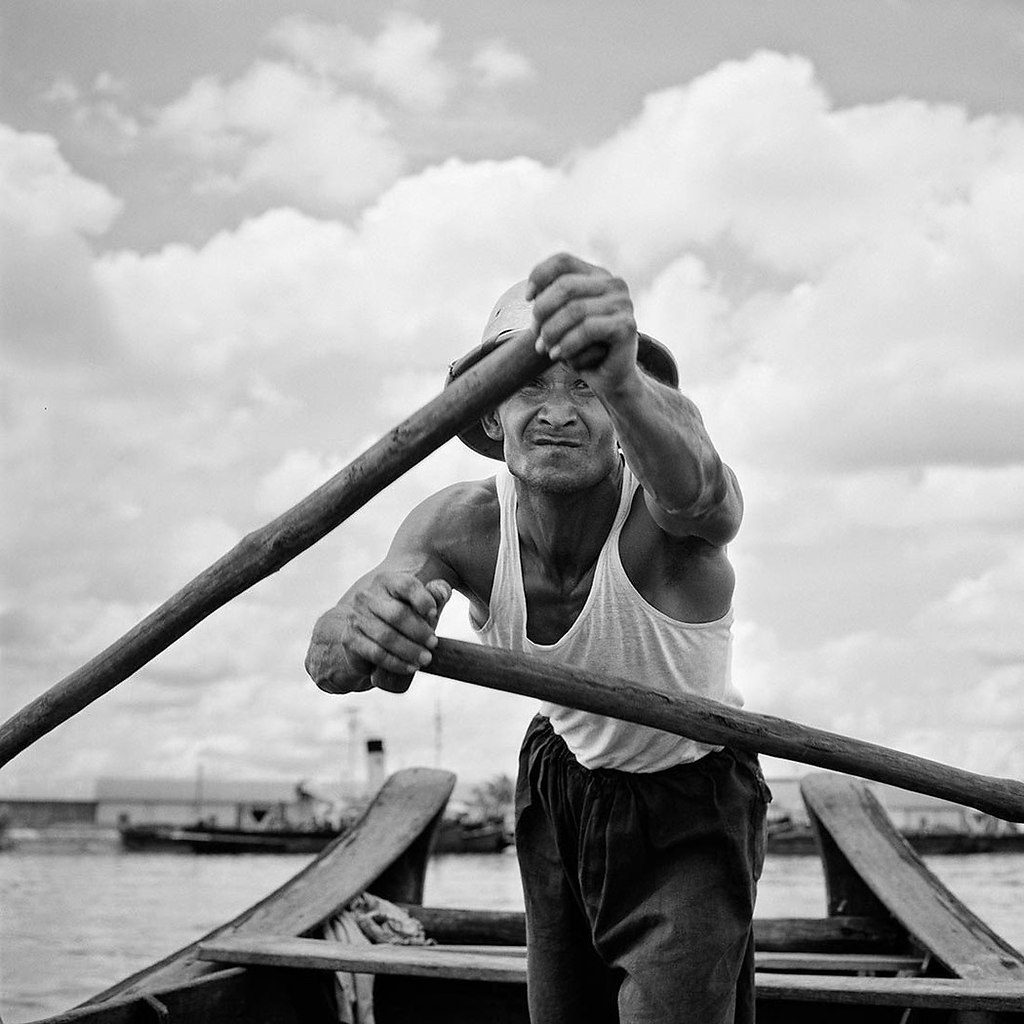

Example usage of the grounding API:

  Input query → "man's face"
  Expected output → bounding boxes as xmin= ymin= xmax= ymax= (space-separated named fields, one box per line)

xmin=483 ymin=354 xmax=619 ymax=493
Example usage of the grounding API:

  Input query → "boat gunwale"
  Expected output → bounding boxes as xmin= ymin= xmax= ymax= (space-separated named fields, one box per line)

xmin=801 ymin=772 xmax=1024 ymax=982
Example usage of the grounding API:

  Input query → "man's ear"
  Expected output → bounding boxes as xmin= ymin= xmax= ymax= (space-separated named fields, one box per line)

xmin=481 ymin=409 xmax=504 ymax=444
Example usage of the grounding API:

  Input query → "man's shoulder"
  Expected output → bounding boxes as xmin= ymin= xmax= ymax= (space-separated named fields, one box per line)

xmin=421 ymin=476 xmax=498 ymax=518
xmin=406 ymin=476 xmax=499 ymax=543
xmin=391 ymin=476 xmax=499 ymax=579
xmin=416 ymin=478 xmax=500 ymax=598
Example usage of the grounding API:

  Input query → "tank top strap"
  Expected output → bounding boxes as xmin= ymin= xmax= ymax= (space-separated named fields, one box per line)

xmin=593 ymin=460 xmax=640 ymax=578
xmin=494 ymin=468 xmax=521 ymax=582
xmin=481 ymin=470 xmax=528 ymax=637
xmin=611 ymin=461 xmax=640 ymax=535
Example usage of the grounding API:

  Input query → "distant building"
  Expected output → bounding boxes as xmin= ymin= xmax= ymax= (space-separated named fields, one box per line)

xmin=0 ymin=798 xmax=97 ymax=828
xmin=1 ymin=739 xmax=390 ymax=831
xmin=94 ymin=777 xmax=316 ymax=828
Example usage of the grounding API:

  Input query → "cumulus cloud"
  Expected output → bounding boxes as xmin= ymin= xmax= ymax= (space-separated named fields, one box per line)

xmin=0 ymin=125 xmax=122 ymax=366
xmin=595 ymin=54 xmax=1024 ymax=475
xmin=95 ymin=208 xmax=361 ymax=372
xmin=93 ymin=159 xmax=556 ymax=375
xmin=0 ymin=124 xmax=122 ymax=237
xmin=560 ymin=51 xmax=1024 ymax=281
xmin=152 ymin=61 xmax=405 ymax=210
xmin=268 ymin=12 xmax=456 ymax=111
xmin=141 ymin=13 xmax=536 ymax=215
xmin=40 ymin=73 xmax=140 ymax=151
xmin=471 ymin=40 xmax=535 ymax=88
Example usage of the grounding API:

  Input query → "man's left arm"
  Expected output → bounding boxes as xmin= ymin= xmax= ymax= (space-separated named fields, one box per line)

xmin=528 ymin=252 xmax=742 ymax=545
xmin=600 ymin=370 xmax=742 ymax=545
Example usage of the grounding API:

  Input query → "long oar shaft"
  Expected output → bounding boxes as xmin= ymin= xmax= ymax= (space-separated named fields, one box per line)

xmin=426 ymin=639 xmax=1024 ymax=822
xmin=0 ymin=335 xmax=549 ymax=768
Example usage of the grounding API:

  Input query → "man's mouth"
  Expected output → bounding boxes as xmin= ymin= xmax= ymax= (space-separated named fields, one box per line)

xmin=531 ymin=436 xmax=581 ymax=448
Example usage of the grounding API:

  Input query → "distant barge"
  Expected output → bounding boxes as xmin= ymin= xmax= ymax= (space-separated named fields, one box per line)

xmin=119 ymin=813 xmax=510 ymax=855
xmin=767 ymin=818 xmax=1024 ymax=856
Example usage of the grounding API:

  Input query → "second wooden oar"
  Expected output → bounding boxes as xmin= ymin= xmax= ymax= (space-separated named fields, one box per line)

xmin=0 ymin=333 xmax=549 ymax=768
xmin=425 ymin=639 xmax=1024 ymax=823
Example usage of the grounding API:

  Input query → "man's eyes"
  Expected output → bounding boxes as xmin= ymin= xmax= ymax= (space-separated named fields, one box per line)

xmin=518 ymin=378 xmax=593 ymax=395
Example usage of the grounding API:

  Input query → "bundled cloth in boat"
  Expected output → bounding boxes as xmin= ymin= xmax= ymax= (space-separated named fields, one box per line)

xmin=322 ymin=893 xmax=434 ymax=1024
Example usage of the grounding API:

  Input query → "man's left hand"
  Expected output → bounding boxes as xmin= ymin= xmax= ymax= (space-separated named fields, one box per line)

xmin=527 ymin=252 xmax=639 ymax=392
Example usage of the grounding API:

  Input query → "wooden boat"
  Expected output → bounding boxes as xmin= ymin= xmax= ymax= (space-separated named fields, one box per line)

xmin=26 ymin=765 xmax=1024 ymax=1023
xmin=432 ymin=813 xmax=511 ymax=854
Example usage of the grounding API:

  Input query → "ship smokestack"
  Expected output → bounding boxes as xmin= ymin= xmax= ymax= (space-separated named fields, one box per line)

xmin=365 ymin=738 xmax=386 ymax=796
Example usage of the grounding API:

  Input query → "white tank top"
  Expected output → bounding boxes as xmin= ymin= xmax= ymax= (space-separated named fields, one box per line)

xmin=472 ymin=464 xmax=744 ymax=772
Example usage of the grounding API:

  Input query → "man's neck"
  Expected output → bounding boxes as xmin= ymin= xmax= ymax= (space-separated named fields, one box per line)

xmin=513 ymin=464 xmax=623 ymax=583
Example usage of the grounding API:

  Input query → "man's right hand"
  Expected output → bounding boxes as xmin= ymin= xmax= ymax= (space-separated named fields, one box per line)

xmin=305 ymin=572 xmax=452 ymax=695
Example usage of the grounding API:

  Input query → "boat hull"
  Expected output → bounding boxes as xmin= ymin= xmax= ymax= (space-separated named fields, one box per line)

xmin=432 ymin=818 xmax=511 ymax=854
xmin=119 ymin=817 xmax=512 ymax=856
xmin=119 ymin=822 xmax=341 ymax=854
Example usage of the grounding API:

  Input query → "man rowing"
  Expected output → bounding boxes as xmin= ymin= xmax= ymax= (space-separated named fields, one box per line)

xmin=306 ymin=251 xmax=770 ymax=1023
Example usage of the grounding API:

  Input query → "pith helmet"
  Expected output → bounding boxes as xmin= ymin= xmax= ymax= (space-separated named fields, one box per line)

xmin=445 ymin=280 xmax=679 ymax=460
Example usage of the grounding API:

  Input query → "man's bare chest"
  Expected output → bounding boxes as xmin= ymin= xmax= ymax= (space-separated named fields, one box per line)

xmin=520 ymin=555 xmax=597 ymax=646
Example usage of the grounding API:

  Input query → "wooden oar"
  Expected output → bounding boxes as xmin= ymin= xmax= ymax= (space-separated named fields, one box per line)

xmin=425 ymin=639 xmax=1024 ymax=823
xmin=0 ymin=333 xmax=550 ymax=768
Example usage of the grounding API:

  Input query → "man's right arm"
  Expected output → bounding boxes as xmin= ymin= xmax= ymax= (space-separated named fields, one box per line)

xmin=304 ymin=492 xmax=460 ymax=695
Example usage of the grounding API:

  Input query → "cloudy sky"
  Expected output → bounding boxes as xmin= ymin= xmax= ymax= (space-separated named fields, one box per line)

xmin=2 ymin=0 xmax=1022 ymax=800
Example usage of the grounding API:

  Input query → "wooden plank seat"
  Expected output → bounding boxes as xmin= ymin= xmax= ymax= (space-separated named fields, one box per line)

xmin=197 ymin=936 xmax=1024 ymax=1011
xmin=425 ymin=944 xmax=925 ymax=976
xmin=756 ymin=975 xmax=1024 ymax=1012
xmin=198 ymin=935 xmax=923 ymax=980
xmin=199 ymin=936 xmax=524 ymax=984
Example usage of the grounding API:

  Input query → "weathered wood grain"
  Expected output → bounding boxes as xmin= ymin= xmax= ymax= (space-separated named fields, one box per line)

xmin=399 ymin=904 xmax=906 ymax=954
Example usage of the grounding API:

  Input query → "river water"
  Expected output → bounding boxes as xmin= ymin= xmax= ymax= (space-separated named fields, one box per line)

xmin=2 ymin=843 xmax=1022 ymax=1023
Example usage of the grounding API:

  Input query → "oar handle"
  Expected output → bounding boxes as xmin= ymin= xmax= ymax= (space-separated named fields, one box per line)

xmin=0 ymin=334 xmax=548 ymax=768
xmin=425 ymin=639 xmax=1024 ymax=823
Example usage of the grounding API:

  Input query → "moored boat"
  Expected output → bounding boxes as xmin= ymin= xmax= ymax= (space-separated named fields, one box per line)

xmin=24 ymin=767 xmax=1024 ymax=1023
xmin=118 ymin=820 xmax=345 ymax=854
xmin=767 ymin=817 xmax=1024 ymax=857
xmin=432 ymin=812 xmax=512 ymax=854
xmin=117 ymin=811 xmax=510 ymax=855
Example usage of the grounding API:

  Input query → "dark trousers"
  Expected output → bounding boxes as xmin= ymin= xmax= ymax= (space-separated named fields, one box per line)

xmin=515 ymin=715 xmax=770 ymax=1024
